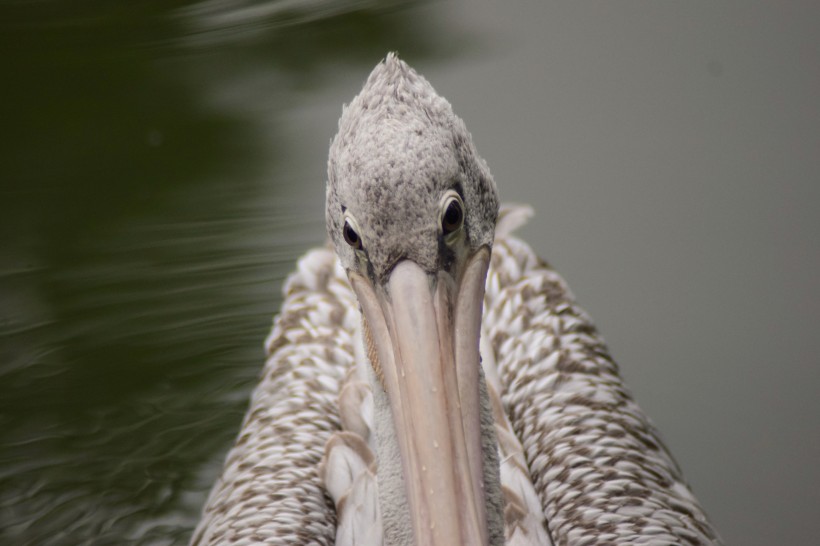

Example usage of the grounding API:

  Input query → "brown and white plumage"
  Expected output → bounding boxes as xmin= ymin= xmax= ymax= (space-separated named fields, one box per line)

xmin=190 ymin=249 xmax=355 ymax=545
xmin=191 ymin=55 xmax=721 ymax=545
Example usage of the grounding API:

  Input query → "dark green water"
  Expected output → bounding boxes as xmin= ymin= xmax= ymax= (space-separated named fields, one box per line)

xmin=0 ymin=2 xmax=452 ymax=543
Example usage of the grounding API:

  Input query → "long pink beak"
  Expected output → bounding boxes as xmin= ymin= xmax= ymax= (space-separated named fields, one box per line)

xmin=349 ymin=248 xmax=492 ymax=545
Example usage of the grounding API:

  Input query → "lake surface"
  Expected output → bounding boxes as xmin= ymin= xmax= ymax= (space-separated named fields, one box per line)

xmin=1 ymin=1 xmax=818 ymax=544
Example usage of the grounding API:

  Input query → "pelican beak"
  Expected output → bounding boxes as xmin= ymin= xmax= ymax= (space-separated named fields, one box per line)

xmin=349 ymin=247 xmax=492 ymax=545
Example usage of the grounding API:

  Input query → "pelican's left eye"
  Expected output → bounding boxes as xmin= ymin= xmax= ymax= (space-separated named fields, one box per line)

xmin=441 ymin=194 xmax=464 ymax=234
xmin=343 ymin=217 xmax=363 ymax=250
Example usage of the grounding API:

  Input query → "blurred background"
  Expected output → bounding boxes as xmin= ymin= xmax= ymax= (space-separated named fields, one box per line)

xmin=1 ymin=1 xmax=818 ymax=544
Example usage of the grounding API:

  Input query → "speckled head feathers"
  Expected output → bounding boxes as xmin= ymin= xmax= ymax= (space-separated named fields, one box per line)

xmin=326 ymin=53 xmax=499 ymax=283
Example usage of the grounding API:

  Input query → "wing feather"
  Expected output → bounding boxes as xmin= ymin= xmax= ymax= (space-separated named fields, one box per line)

xmin=484 ymin=236 xmax=722 ymax=545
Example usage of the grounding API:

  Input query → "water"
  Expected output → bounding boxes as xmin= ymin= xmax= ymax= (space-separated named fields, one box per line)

xmin=2 ymin=1 xmax=819 ymax=545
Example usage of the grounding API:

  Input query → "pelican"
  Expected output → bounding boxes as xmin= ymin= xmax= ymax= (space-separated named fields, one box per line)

xmin=191 ymin=54 xmax=722 ymax=545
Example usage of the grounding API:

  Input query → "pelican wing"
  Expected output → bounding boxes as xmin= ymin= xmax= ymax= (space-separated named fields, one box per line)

xmin=484 ymin=235 xmax=722 ymax=545
xmin=191 ymin=248 xmax=357 ymax=545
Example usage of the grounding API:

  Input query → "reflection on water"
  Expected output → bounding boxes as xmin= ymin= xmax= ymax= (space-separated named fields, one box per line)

xmin=0 ymin=1 xmax=451 ymax=543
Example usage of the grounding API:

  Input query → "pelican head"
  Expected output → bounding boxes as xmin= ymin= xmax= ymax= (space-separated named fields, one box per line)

xmin=326 ymin=54 xmax=502 ymax=545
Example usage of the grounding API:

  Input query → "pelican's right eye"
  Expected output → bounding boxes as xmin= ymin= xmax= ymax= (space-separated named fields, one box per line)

xmin=343 ymin=219 xmax=362 ymax=250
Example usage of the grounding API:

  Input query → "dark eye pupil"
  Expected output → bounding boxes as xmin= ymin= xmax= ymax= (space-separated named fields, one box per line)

xmin=343 ymin=221 xmax=361 ymax=248
xmin=442 ymin=200 xmax=463 ymax=233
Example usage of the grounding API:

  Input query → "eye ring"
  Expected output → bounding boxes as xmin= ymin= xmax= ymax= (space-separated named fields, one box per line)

xmin=343 ymin=217 xmax=363 ymax=250
xmin=440 ymin=192 xmax=464 ymax=235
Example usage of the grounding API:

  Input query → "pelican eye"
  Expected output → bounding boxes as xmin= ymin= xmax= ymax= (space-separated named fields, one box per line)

xmin=441 ymin=195 xmax=464 ymax=234
xmin=343 ymin=219 xmax=362 ymax=249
